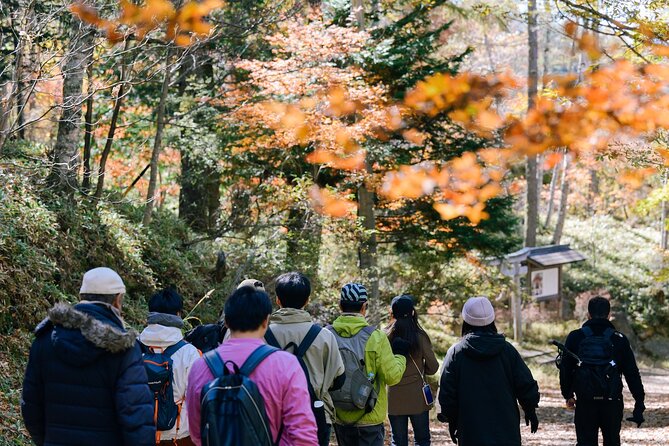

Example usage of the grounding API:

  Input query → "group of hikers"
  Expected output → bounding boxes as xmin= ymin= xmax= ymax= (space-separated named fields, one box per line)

xmin=21 ymin=267 xmax=646 ymax=446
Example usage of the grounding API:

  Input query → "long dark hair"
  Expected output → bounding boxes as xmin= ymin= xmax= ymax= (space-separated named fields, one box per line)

xmin=387 ymin=311 xmax=428 ymax=355
xmin=461 ymin=321 xmax=498 ymax=337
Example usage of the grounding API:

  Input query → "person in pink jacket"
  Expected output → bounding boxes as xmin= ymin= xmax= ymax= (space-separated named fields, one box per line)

xmin=186 ymin=285 xmax=318 ymax=446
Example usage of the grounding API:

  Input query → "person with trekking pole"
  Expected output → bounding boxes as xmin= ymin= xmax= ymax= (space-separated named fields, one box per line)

xmin=558 ymin=296 xmax=645 ymax=446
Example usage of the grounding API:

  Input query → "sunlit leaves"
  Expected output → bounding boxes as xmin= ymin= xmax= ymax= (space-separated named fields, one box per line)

xmin=310 ymin=187 xmax=356 ymax=217
xmin=71 ymin=0 xmax=222 ymax=45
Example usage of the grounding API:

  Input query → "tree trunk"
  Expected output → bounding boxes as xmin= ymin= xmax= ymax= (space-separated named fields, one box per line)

xmin=351 ymin=0 xmax=365 ymax=29
xmin=285 ymin=206 xmax=322 ymax=281
xmin=142 ymin=51 xmax=172 ymax=226
xmin=95 ymin=42 xmax=130 ymax=198
xmin=544 ymin=153 xmax=560 ymax=227
xmin=48 ymin=22 xmax=95 ymax=191
xmin=177 ymin=54 xmax=221 ymax=232
xmin=525 ymin=0 xmax=539 ymax=247
xmin=552 ymin=155 xmax=570 ymax=245
xmin=661 ymin=174 xmax=668 ymax=250
xmin=358 ymin=159 xmax=380 ymax=323
xmin=542 ymin=0 xmax=552 ymax=88
xmin=82 ymin=63 xmax=94 ymax=192
xmin=179 ymin=150 xmax=221 ymax=232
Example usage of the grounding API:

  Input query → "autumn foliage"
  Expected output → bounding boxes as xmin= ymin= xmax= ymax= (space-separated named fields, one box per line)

xmin=73 ymin=3 xmax=669 ymax=224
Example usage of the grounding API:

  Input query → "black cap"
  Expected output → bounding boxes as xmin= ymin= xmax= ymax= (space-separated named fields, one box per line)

xmin=391 ymin=294 xmax=415 ymax=318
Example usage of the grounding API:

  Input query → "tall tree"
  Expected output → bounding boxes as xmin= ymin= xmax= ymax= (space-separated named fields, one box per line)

xmin=525 ymin=0 xmax=539 ymax=246
xmin=143 ymin=50 xmax=172 ymax=225
xmin=48 ymin=17 xmax=95 ymax=191
xmin=552 ymin=154 xmax=570 ymax=244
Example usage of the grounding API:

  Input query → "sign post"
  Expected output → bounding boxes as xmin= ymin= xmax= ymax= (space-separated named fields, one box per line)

xmin=497 ymin=244 xmax=585 ymax=342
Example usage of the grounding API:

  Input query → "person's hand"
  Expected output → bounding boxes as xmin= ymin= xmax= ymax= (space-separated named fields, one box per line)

xmin=436 ymin=413 xmax=448 ymax=423
xmin=626 ymin=401 xmax=645 ymax=427
xmin=565 ymin=398 xmax=576 ymax=410
xmin=524 ymin=408 xmax=539 ymax=433
xmin=448 ymin=421 xmax=458 ymax=444
xmin=391 ymin=337 xmax=410 ymax=356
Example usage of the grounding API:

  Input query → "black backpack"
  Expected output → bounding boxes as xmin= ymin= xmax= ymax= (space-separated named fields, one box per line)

xmin=139 ymin=340 xmax=187 ymax=433
xmin=573 ymin=326 xmax=623 ymax=401
xmin=200 ymin=344 xmax=281 ymax=446
xmin=265 ymin=325 xmax=329 ymax=445
xmin=185 ymin=323 xmax=226 ymax=353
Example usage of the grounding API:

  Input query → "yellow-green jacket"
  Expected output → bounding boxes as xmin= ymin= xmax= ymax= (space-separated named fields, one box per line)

xmin=331 ymin=314 xmax=406 ymax=426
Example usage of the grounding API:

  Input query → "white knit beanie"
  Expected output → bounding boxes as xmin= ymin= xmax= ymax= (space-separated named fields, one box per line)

xmin=462 ymin=296 xmax=495 ymax=327
xmin=79 ymin=267 xmax=126 ymax=295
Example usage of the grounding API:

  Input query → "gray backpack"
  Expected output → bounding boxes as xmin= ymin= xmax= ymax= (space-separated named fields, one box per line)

xmin=327 ymin=325 xmax=379 ymax=413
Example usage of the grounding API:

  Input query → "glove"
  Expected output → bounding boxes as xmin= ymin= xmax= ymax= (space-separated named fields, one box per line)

xmin=524 ymin=408 xmax=539 ymax=433
xmin=436 ymin=413 xmax=448 ymax=423
xmin=448 ymin=421 xmax=458 ymax=444
xmin=626 ymin=401 xmax=645 ymax=428
xmin=391 ymin=337 xmax=411 ymax=356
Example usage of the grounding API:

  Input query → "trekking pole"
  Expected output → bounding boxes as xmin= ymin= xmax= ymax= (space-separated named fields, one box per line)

xmin=549 ymin=340 xmax=582 ymax=366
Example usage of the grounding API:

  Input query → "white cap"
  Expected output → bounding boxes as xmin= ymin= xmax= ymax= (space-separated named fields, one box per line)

xmin=79 ymin=267 xmax=126 ymax=295
xmin=237 ymin=278 xmax=265 ymax=291
xmin=462 ymin=296 xmax=495 ymax=327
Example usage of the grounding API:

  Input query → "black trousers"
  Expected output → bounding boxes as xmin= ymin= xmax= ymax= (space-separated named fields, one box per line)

xmin=334 ymin=423 xmax=385 ymax=446
xmin=574 ymin=399 xmax=623 ymax=446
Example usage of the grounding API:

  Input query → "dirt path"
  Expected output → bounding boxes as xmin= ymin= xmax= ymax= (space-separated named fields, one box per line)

xmin=428 ymin=368 xmax=669 ymax=445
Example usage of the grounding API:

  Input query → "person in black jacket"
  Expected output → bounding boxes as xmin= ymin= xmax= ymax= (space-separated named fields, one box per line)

xmin=21 ymin=267 xmax=155 ymax=446
xmin=559 ymin=296 xmax=645 ymax=446
xmin=438 ymin=296 xmax=540 ymax=445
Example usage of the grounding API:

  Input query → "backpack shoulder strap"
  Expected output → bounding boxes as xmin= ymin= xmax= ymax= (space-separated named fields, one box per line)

xmin=163 ymin=339 xmax=188 ymax=357
xmin=602 ymin=327 xmax=616 ymax=341
xmin=139 ymin=341 xmax=151 ymax=354
xmin=203 ymin=350 xmax=226 ymax=378
xmin=240 ymin=344 xmax=279 ymax=376
xmin=362 ymin=325 xmax=377 ymax=336
xmin=264 ymin=327 xmax=281 ymax=348
xmin=581 ymin=326 xmax=594 ymax=337
xmin=295 ymin=324 xmax=322 ymax=358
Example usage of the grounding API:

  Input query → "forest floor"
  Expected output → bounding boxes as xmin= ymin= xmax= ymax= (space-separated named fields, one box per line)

xmin=426 ymin=367 xmax=669 ymax=446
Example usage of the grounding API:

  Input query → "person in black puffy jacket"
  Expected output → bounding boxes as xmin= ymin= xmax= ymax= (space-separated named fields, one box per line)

xmin=21 ymin=267 xmax=155 ymax=446
xmin=438 ymin=296 xmax=540 ymax=445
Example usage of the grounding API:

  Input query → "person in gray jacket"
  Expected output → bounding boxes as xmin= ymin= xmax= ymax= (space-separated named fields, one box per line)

xmin=264 ymin=272 xmax=345 ymax=446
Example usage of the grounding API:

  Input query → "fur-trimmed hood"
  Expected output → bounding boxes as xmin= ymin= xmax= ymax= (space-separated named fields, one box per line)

xmin=36 ymin=302 xmax=138 ymax=366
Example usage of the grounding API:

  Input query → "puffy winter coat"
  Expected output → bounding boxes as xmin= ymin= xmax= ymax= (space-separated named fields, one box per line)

xmin=139 ymin=323 xmax=202 ymax=439
xmin=439 ymin=332 xmax=540 ymax=446
xmin=21 ymin=302 xmax=155 ymax=446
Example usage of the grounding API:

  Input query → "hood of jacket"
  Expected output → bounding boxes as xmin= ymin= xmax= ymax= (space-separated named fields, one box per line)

xmin=460 ymin=332 xmax=507 ymax=360
xmin=139 ymin=324 xmax=184 ymax=348
xmin=35 ymin=302 xmax=137 ymax=367
xmin=331 ymin=314 xmax=369 ymax=337
xmin=270 ymin=307 xmax=313 ymax=324
xmin=583 ymin=318 xmax=616 ymax=331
